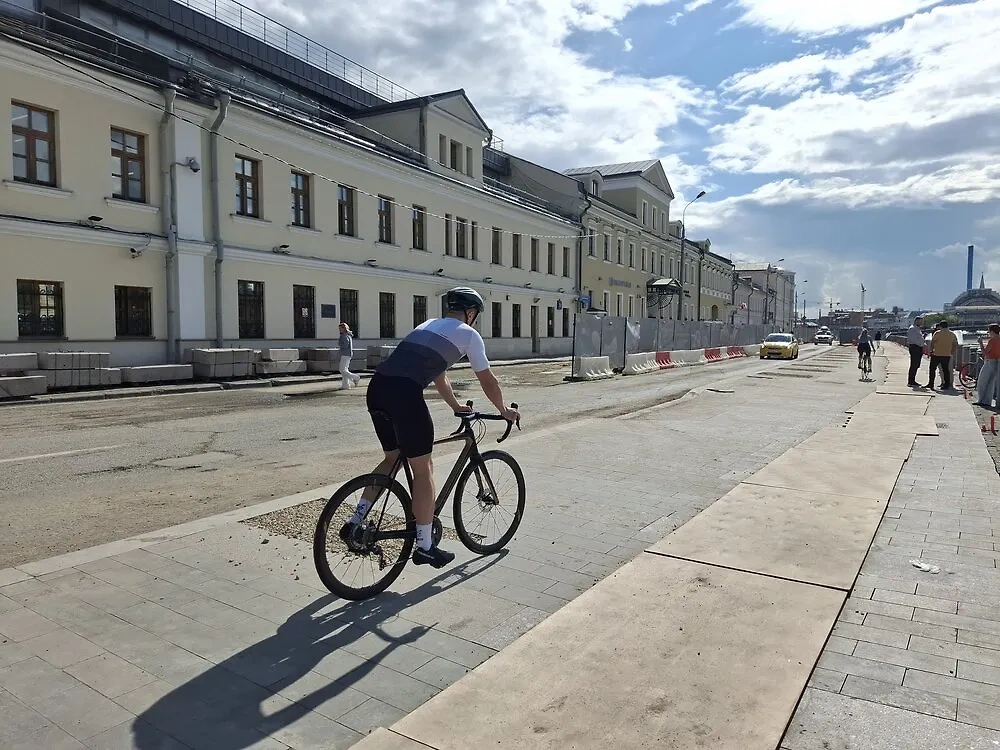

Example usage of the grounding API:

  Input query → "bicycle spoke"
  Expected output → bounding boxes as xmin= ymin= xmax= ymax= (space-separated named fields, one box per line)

xmin=314 ymin=475 xmax=415 ymax=600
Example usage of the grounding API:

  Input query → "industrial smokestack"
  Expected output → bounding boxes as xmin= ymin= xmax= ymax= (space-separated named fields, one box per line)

xmin=968 ymin=245 xmax=975 ymax=291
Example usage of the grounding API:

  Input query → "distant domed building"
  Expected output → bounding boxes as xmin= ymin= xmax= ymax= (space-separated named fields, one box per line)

xmin=944 ymin=275 xmax=1000 ymax=328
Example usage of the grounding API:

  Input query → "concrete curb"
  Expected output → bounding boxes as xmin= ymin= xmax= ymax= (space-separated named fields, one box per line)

xmin=0 ymin=356 xmax=573 ymax=407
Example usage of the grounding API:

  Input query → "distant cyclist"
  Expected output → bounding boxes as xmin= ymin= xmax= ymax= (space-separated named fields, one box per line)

xmin=343 ymin=287 xmax=519 ymax=569
xmin=874 ymin=330 xmax=882 ymax=349
xmin=857 ymin=327 xmax=873 ymax=370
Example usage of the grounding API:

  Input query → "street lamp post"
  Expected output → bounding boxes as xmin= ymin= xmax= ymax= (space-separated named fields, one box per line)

xmin=801 ymin=280 xmax=808 ymax=323
xmin=677 ymin=190 xmax=706 ymax=321
xmin=764 ymin=258 xmax=784 ymax=328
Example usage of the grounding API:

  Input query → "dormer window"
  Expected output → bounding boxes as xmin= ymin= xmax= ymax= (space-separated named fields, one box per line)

xmin=590 ymin=179 xmax=600 ymax=196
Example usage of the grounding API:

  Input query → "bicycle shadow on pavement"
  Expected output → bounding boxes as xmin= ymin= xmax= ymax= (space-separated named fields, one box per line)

xmin=131 ymin=552 xmax=508 ymax=749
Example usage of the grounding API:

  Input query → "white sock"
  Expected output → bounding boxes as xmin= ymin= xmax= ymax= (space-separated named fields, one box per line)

xmin=416 ymin=523 xmax=432 ymax=551
xmin=350 ymin=499 xmax=372 ymax=525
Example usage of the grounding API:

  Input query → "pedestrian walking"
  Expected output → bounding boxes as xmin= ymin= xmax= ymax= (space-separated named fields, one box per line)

xmin=906 ymin=316 xmax=925 ymax=387
xmin=874 ymin=330 xmax=882 ymax=349
xmin=339 ymin=322 xmax=362 ymax=390
xmin=975 ymin=323 xmax=1000 ymax=407
xmin=926 ymin=320 xmax=959 ymax=390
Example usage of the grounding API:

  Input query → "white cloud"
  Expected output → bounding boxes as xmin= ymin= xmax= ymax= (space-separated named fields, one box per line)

xmin=733 ymin=0 xmax=947 ymax=36
xmin=241 ymin=0 xmax=708 ymax=175
xmin=707 ymin=1 xmax=1000 ymax=209
xmin=623 ymin=37 xmax=634 ymax=51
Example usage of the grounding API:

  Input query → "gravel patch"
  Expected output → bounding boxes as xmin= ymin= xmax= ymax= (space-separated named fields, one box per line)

xmin=242 ymin=497 xmax=460 ymax=545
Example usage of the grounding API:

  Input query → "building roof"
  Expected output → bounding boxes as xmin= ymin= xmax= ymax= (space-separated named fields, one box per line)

xmin=358 ymin=89 xmax=492 ymax=135
xmin=564 ymin=160 xmax=660 ymax=178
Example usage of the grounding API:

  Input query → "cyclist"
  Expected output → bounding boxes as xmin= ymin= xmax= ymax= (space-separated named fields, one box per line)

xmin=342 ymin=287 xmax=519 ymax=569
xmin=857 ymin=327 xmax=873 ymax=371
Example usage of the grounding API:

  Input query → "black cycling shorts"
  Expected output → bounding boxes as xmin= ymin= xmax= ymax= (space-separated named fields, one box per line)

xmin=366 ymin=372 xmax=434 ymax=458
xmin=858 ymin=343 xmax=872 ymax=355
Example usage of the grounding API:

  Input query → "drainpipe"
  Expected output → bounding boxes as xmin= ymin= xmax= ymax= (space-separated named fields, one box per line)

xmin=418 ymin=103 xmax=428 ymax=166
xmin=210 ymin=92 xmax=231 ymax=347
xmin=160 ymin=87 xmax=178 ymax=363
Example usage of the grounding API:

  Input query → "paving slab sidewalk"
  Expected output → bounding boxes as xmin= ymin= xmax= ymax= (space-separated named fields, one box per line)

xmin=0 ymin=349 xmax=883 ymax=749
xmin=782 ymin=344 xmax=1000 ymax=748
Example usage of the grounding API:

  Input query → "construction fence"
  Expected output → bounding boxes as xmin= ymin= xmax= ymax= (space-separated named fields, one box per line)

xmin=570 ymin=315 xmax=780 ymax=373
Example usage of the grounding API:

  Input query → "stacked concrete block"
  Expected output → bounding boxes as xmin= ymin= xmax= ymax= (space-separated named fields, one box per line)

xmin=0 ymin=353 xmax=38 ymax=375
xmin=0 ymin=375 xmax=47 ymax=400
xmin=32 ymin=351 xmax=118 ymax=389
xmin=121 ymin=364 xmax=194 ymax=384
xmin=191 ymin=348 xmax=254 ymax=379
xmin=255 ymin=347 xmax=306 ymax=376
xmin=302 ymin=348 xmax=339 ymax=373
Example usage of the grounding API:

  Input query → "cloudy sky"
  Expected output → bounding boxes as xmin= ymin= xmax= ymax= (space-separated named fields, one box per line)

xmin=241 ymin=0 xmax=999 ymax=313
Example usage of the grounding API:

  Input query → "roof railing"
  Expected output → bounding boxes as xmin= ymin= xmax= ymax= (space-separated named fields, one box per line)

xmin=174 ymin=0 xmax=416 ymax=103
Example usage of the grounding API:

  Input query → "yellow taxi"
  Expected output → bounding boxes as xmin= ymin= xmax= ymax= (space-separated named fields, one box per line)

xmin=760 ymin=332 xmax=800 ymax=360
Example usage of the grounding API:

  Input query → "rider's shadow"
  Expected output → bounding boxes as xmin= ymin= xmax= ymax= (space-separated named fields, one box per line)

xmin=131 ymin=553 xmax=506 ymax=749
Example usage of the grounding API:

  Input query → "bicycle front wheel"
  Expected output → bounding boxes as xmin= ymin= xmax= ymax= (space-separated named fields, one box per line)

xmin=313 ymin=473 xmax=415 ymax=600
xmin=453 ymin=450 xmax=526 ymax=555
xmin=960 ymin=366 xmax=976 ymax=390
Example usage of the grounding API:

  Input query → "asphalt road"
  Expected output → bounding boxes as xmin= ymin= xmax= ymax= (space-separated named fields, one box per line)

xmin=0 ymin=345 xmax=833 ymax=568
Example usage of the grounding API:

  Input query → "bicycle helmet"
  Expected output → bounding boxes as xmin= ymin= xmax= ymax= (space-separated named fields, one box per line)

xmin=444 ymin=286 xmax=485 ymax=314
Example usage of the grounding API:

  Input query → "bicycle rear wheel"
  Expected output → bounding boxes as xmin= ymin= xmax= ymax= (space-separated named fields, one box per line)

xmin=453 ymin=450 xmax=526 ymax=555
xmin=960 ymin=365 xmax=977 ymax=390
xmin=313 ymin=473 xmax=415 ymax=600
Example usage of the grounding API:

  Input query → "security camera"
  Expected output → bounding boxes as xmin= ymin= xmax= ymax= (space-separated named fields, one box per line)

xmin=130 ymin=247 xmax=143 ymax=259
xmin=185 ymin=157 xmax=201 ymax=174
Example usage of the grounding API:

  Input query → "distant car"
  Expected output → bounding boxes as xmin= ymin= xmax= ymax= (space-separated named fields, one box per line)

xmin=815 ymin=331 xmax=834 ymax=345
xmin=760 ymin=332 xmax=800 ymax=360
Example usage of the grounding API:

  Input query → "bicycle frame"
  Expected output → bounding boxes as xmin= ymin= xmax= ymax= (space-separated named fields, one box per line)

xmin=360 ymin=416 xmax=503 ymax=542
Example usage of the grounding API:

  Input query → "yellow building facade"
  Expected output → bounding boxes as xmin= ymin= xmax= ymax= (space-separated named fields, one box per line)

xmin=0 ymin=26 xmax=577 ymax=366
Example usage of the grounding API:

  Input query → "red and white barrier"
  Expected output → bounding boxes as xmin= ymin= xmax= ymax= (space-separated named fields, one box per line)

xmin=727 ymin=346 xmax=746 ymax=358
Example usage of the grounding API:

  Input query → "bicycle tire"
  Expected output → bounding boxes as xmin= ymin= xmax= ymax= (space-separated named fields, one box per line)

xmin=453 ymin=450 xmax=526 ymax=555
xmin=313 ymin=473 xmax=415 ymax=600
xmin=960 ymin=366 xmax=976 ymax=390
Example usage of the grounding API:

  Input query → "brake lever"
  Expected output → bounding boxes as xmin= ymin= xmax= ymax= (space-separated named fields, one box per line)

xmin=497 ymin=402 xmax=520 ymax=444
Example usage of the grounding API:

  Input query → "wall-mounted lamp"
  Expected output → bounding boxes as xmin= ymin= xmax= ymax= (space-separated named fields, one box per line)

xmin=272 ymin=244 xmax=291 ymax=254
xmin=365 ymin=259 xmax=378 ymax=267
xmin=533 ymin=297 xmax=541 ymax=303
xmin=558 ymin=288 xmax=565 ymax=293
xmin=524 ymin=282 xmax=532 ymax=289
xmin=483 ymin=276 xmax=494 ymax=284
xmin=433 ymin=268 xmax=444 ymax=276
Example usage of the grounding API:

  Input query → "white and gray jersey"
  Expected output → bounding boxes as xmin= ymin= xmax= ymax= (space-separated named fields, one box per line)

xmin=377 ymin=317 xmax=490 ymax=388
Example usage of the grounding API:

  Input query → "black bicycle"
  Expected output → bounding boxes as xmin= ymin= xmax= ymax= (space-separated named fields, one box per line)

xmin=313 ymin=401 xmax=526 ymax=600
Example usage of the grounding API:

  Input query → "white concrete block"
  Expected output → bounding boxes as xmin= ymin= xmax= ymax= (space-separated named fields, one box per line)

xmin=193 ymin=362 xmax=233 ymax=378
xmin=99 ymin=368 xmax=122 ymax=386
xmin=260 ymin=348 xmax=298 ymax=362
xmin=306 ymin=360 xmax=336 ymax=373
xmin=37 ymin=351 xmax=73 ymax=370
xmin=0 ymin=376 xmax=47 ymax=399
xmin=121 ymin=364 xmax=194 ymax=383
xmin=0 ymin=353 xmax=38 ymax=374
xmin=303 ymin=347 xmax=339 ymax=362
xmin=255 ymin=360 xmax=307 ymax=375
xmin=26 ymin=370 xmax=56 ymax=388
